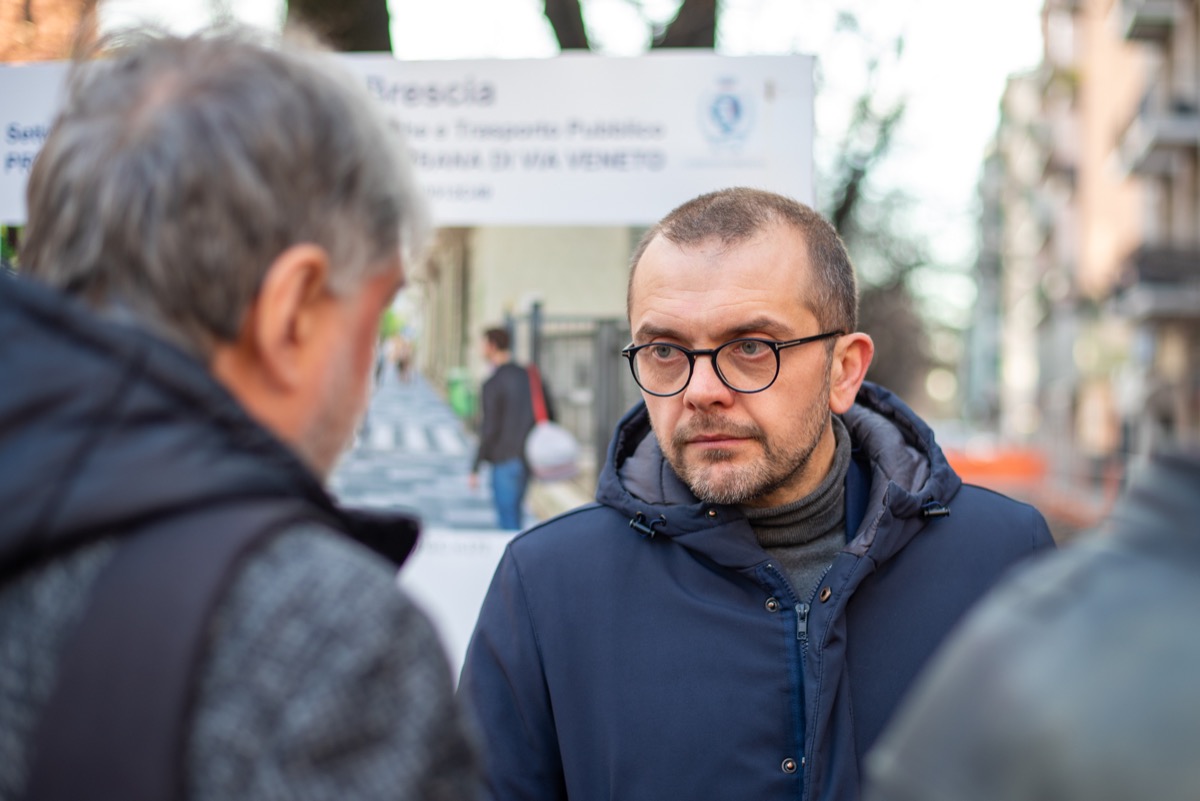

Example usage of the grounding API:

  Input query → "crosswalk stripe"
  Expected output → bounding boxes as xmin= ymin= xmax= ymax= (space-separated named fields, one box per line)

xmin=432 ymin=424 xmax=467 ymax=456
xmin=368 ymin=422 xmax=394 ymax=450
xmin=402 ymin=423 xmax=430 ymax=453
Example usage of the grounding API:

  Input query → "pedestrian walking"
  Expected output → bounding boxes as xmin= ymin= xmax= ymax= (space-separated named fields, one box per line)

xmin=392 ymin=334 xmax=415 ymax=383
xmin=468 ymin=327 xmax=553 ymax=530
xmin=459 ymin=187 xmax=1055 ymax=801
xmin=0 ymin=28 xmax=479 ymax=801
xmin=865 ymin=443 xmax=1200 ymax=801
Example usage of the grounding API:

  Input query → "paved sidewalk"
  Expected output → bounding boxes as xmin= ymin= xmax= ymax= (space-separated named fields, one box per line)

xmin=330 ymin=368 xmax=506 ymax=530
xmin=330 ymin=366 xmax=593 ymax=530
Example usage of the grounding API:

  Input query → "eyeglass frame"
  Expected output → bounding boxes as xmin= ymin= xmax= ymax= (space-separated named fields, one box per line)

xmin=621 ymin=330 xmax=844 ymax=397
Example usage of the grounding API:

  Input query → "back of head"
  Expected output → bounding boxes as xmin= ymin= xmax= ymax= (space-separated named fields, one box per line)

xmin=628 ymin=187 xmax=858 ymax=334
xmin=484 ymin=327 xmax=511 ymax=353
xmin=21 ymin=27 xmax=429 ymax=357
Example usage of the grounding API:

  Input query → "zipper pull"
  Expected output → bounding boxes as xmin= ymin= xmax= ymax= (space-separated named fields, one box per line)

xmin=796 ymin=603 xmax=809 ymax=639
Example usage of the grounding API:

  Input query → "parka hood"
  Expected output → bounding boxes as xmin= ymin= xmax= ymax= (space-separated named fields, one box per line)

xmin=842 ymin=382 xmax=961 ymax=519
xmin=594 ymin=381 xmax=962 ymax=567
xmin=0 ymin=275 xmax=416 ymax=574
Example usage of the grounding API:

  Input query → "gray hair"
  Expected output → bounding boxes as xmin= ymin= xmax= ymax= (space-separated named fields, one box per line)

xmin=22 ymin=27 xmax=429 ymax=356
xmin=627 ymin=187 xmax=858 ymax=334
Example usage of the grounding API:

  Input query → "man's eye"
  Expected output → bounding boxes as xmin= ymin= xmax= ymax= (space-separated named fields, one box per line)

xmin=733 ymin=340 xmax=766 ymax=356
xmin=650 ymin=344 xmax=680 ymax=360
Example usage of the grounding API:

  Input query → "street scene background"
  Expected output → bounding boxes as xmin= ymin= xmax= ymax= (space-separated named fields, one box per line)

xmin=3 ymin=0 xmax=1198 ymax=664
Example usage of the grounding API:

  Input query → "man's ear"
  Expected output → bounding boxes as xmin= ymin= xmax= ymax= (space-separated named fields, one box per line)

xmin=829 ymin=333 xmax=875 ymax=414
xmin=249 ymin=244 xmax=333 ymax=390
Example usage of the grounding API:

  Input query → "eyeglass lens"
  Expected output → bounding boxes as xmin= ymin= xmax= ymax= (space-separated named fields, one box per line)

xmin=631 ymin=340 xmax=779 ymax=395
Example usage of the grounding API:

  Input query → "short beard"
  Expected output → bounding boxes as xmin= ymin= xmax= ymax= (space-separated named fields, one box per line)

xmin=662 ymin=374 xmax=833 ymax=506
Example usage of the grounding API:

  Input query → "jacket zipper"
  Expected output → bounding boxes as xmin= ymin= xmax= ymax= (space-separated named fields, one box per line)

xmin=798 ymin=562 xmax=838 ymax=796
xmin=796 ymin=561 xmax=835 ymax=647
xmin=763 ymin=562 xmax=808 ymax=790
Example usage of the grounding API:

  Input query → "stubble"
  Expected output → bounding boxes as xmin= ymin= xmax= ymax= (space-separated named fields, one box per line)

xmin=663 ymin=376 xmax=833 ymax=506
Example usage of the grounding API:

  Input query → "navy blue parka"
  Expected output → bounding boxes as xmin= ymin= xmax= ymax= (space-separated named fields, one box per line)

xmin=459 ymin=383 xmax=1054 ymax=801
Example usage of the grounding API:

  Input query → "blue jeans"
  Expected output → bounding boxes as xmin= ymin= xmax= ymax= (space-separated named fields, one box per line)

xmin=490 ymin=458 xmax=529 ymax=530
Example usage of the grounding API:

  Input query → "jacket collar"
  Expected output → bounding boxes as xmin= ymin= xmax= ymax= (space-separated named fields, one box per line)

xmin=0 ymin=274 xmax=418 ymax=574
xmin=594 ymin=382 xmax=962 ymax=568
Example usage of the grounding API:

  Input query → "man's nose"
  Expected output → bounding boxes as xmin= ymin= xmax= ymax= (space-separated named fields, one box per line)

xmin=682 ymin=354 xmax=734 ymax=408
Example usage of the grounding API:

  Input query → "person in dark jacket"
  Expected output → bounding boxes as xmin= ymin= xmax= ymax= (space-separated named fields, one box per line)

xmin=0 ymin=30 xmax=479 ymax=800
xmin=458 ymin=187 xmax=1054 ymax=801
xmin=864 ymin=444 xmax=1200 ymax=801
xmin=469 ymin=326 xmax=551 ymax=530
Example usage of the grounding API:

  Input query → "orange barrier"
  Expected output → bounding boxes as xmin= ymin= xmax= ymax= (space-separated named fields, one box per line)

xmin=944 ymin=446 xmax=1123 ymax=540
xmin=943 ymin=447 xmax=1048 ymax=485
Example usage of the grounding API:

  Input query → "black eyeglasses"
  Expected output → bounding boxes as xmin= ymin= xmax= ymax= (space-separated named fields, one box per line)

xmin=621 ymin=331 xmax=843 ymax=397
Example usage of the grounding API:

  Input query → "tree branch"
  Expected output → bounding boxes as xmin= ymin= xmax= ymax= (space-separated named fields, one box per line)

xmin=653 ymin=0 xmax=717 ymax=48
xmin=543 ymin=0 xmax=591 ymax=50
xmin=287 ymin=0 xmax=392 ymax=52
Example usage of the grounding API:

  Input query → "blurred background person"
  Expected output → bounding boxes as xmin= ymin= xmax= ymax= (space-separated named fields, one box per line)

xmin=468 ymin=326 xmax=554 ymax=530
xmin=866 ymin=443 xmax=1200 ymax=801
xmin=392 ymin=333 xmax=415 ymax=383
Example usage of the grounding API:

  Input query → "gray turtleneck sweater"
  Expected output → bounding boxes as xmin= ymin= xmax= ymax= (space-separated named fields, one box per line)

xmin=741 ymin=416 xmax=851 ymax=605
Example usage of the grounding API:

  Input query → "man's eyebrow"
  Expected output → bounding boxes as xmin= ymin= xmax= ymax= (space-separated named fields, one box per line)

xmin=633 ymin=317 xmax=791 ymax=343
xmin=724 ymin=317 xmax=791 ymax=338
xmin=633 ymin=323 xmax=682 ymax=341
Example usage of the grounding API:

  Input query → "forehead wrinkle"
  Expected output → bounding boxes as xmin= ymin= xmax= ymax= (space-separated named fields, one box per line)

xmin=635 ymin=304 xmax=795 ymax=345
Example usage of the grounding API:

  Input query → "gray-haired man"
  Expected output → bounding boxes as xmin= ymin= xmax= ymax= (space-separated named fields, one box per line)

xmin=0 ymin=29 xmax=478 ymax=800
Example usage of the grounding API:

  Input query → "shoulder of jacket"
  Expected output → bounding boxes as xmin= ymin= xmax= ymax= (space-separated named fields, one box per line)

xmin=951 ymin=483 xmax=1045 ymax=519
xmin=249 ymin=518 xmax=399 ymax=573
xmin=224 ymin=523 xmax=428 ymax=625
xmin=202 ymin=521 xmax=449 ymax=703
xmin=189 ymin=524 xmax=469 ymax=800
xmin=506 ymin=502 xmax=630 ymax=555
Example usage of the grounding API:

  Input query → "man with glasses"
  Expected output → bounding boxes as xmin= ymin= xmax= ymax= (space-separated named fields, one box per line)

xmin=459 ymin=187 xmax=1054 ymax=801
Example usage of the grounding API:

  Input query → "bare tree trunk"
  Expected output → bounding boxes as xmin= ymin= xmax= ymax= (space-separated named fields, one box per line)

xmin=543 ymin=0 xmax=715 ymax=51
xmin=543 ymin=0 xmax=590 ymax=50
xmin=859 ymin=278 xmax=928 ymax=400
xmin=653 ymin=0 xmax=717 ymax=48
xmin=829 ymin=98 xmax=904 ymax=233
xmin=287 ymin=0 xmax=392 ymax=52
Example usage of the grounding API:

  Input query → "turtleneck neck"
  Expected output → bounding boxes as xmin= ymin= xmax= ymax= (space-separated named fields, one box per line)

xmin=741 ymin=415 xmax=851 ymax=602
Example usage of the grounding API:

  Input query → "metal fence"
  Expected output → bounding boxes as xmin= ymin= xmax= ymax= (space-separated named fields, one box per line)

xmin=507 ymin=303 xmax=642 ymax=480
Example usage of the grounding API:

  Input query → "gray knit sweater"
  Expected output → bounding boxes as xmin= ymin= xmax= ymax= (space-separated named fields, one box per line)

xmin=0 ymin=526 xmax=480 ymax=801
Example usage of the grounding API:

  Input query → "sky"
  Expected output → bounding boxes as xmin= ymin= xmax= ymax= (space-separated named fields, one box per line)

xmin=99 ymin=0 xmax=1046 ymax=325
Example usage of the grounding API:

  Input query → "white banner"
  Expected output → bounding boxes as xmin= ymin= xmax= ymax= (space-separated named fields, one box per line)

xmin=0 ymin=63 xmax=67 ymax=226
xmin=0 ymin=52 xmax=813 ymax=226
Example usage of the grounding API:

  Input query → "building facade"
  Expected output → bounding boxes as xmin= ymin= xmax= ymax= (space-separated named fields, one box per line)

xmin=977 ymin=0 xmax=1197 ymax=515
xmin=1118 ymin=0 xmax=1200 ymax=455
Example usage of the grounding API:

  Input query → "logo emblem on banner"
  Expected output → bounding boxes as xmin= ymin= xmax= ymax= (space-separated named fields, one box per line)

xmin=699 ymin=77 xmax=755 ymax=150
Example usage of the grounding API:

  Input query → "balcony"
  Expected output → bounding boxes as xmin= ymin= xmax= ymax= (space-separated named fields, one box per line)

xmin=1116 ymin=246 xmax=1200 ymax=320
xmin=1120 ymin=99 xmax=1200 ymax=175
xmin=1120 ymin=0 xmax=1179 ymax=41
